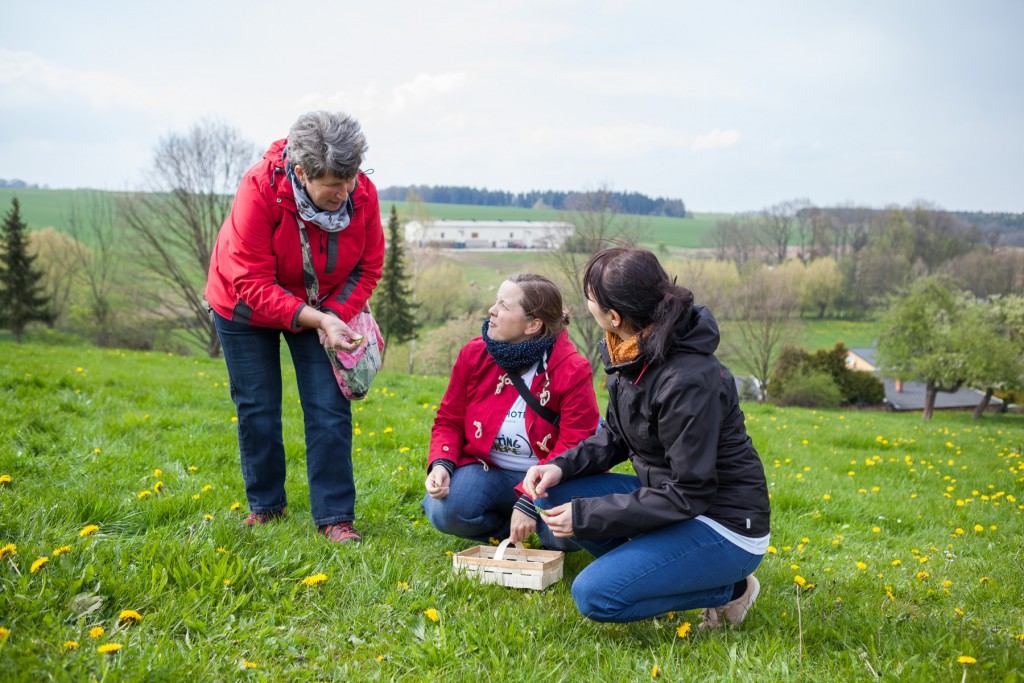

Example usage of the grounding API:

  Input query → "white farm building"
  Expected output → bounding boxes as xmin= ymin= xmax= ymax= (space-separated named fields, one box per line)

xmin=403 ymin=220 xmax=573 ymax=250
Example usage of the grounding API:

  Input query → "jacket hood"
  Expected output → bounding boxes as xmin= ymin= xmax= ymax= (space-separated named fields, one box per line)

xmin=599 ymin=304 xmax=720 ymax=374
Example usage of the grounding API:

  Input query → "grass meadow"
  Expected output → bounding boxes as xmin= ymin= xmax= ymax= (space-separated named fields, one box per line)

xmin=1 ymin=340 xmax=1022 ymax=681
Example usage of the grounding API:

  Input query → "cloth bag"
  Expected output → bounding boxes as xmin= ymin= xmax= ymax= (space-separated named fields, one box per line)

xmin=297 ymin=218 xmax=384 ymax=401
xmin=325 ymin=306 xmax=383 ymax=401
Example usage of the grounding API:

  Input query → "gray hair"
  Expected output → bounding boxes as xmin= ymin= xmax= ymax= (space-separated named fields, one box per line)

xmin=287 ymin=111 xmax=368 ymax=179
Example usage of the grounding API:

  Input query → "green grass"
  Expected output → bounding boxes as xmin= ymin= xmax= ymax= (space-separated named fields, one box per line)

xmin=2 ymin=340 xmax=1023 ymax=680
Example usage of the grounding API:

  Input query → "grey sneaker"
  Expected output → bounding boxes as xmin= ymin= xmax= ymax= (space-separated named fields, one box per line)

xmin=699 ymin=575 xmax=760 ymax=629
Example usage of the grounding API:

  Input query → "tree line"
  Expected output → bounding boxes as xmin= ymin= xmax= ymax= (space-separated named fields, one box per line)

xmin=378 ymin=185 xmax=688 ymax=218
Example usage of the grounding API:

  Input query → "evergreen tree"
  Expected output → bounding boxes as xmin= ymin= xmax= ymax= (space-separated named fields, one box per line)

xmin=0 ymin=198 xmax=52 ymax=342
xmin=374 ymin=205 xmax=418 ymax=362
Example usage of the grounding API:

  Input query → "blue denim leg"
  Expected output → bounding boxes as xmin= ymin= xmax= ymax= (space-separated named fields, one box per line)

xmin=537 ymin=471 xmax=763 ymax=622
xmin=283 ymin=326 xmax=354 ymax=526
xmin=535 ymin=473 xmax=642 ymax=557
xmin=570 ymin=519 xmax=762 ymax=623
xmin=422 ymin=464 xmax=522 ymax=542
xmin=214 ymin=313 xmax=288 ymax=515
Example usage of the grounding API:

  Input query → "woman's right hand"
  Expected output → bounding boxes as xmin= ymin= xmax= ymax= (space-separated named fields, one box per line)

xmin=319 ymin=315 xmax=363 ymax=353
xmin=523 ymin=464 xmax=563 ymax=499
xmin=425 ymin=466 xmax=450 ymax=499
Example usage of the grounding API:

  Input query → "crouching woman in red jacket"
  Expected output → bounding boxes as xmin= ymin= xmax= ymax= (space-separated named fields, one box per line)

xmin=524 ymin=248 xmax=771 ymax=626
xmin=423 ymin=274 xmax=599 ymax=550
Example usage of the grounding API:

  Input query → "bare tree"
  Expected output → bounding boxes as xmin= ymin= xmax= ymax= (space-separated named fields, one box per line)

xmin=120 ymin=120 xmax=258 ymax=356
xmin=701 ymin=216 xmax=760 ymax=268
xmin=546 ymin=187 xmax=648 ymax=372
xmin=722 ymin=265 xmax=800 ymax=401
xmin=65 ymin=192 xmax=125 ymax=345
xmin=757 ymin=199 xmax=809 ymax=264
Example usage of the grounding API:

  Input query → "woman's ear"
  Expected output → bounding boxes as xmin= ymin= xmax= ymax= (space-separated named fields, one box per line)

xmin=609 ymin=310 xmax=622 ymax=328
xmin=524 ymin=317 xmax=544 ymax=337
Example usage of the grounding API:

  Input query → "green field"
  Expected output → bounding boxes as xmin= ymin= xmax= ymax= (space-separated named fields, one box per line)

xmin=2 ymin=188 xmax=725 ymax=250
xmin=2 ymin=340 xmax=1022 ymax=680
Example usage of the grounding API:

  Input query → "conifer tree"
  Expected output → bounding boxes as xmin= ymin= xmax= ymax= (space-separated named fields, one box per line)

xmin=374 ymin=205 xmax=418 ymax=362
xmin=0 ymin=198 xmax=52 ymax=342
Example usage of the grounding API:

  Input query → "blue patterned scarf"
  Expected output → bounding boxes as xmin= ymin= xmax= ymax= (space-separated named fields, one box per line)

xmin=481 ymin=320 xmax=557 ymax=373
xmin=285 ymin=156 xmax=354 ymax=233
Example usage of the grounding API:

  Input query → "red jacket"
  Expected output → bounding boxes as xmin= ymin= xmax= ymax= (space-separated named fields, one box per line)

xmin=206 ymin=139 xmax=385 ymax=329
xmin=429 ymin=331 xmax=599 ymax=494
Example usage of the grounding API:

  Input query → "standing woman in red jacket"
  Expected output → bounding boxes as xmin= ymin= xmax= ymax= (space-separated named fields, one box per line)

xmin=423 ymin=274 xmax=599 ymax=549
xmin=206 ymin=111 xmax=384 ymax=543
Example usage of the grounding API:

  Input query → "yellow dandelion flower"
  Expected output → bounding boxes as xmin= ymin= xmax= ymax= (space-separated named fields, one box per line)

xmin=794 ymin=575 xmax=807 ymax=588
xmin=872 ymin=527 xmax=881 ymax=533
xmin=217 ymin=547 xmax=227 ymax=554
xmin=822 ymin=494 xmax=831 ymax=500
xmin=973 ymin=524 xmax=983 ymax=532
xmin=88 ymin=626 xmax=105 ymax=639
xmin=652 ymin=664 xmax=660 ymax=678
xmin=79 ymin=524 xmax=99 ymax=537
xmin=979 ymin=577 xmax=989 ymax=583
xmin=0 ymin=627 xmax=8 ymax=640
xmin=301 ymin=573 xmax=328 ymax=586
xmin=224 ymin=579 xmax=231 ymax=587
xmin=97 ymin=643 xmax=122 ymax=654
xmin=93 ymin=448 xmax=102 ymax=454
xmin=153 ymin=468 xmax=162 ymax=477
xmin=191 ymin=494 xmax=200 ymax=500
xmin=202 ymin=485 xmax=212 ymax=492
xmin=954 ymin=608 xmax=964 ymax=616
xmin=230 ymin=502 xmax=241 ymax=510
xmin=399 ymin=447 xmax=410 ymax=453
xmin=231 ymin=416 xmax=238 ymax=423
xmin=0 ymin=474 xmax=11 ymax=485
xmin=856 ymin=561 xmax=867 ymax=571
xmin=154 ymin=481 xmax=165 ymax=493
xmin=917 ymin=571 xmax=929 ymax=581
xmin=243 ymin=661 xmax=259 ymax=669
xmin=0 ymin=543 xmax=16 ymax=560
xmin=892 ymin=559 xmax=902 ymax=566
xmin=119 ymin=609 xmax=142 ymax=623
xmin=424 ymin=608 xmax=440 ymax=622
xmin=203 ymin=514 xmax=213 ymax=521
xmin=30 ymin=556 xmax=49 ymax=573
xmin=397 ymin=581 xmax=409 ymax=590
xmin=957 ymin=656 xmax=976 ymax=665
xmin=188 ymin=466 xmax=198 ymax=472
xmin=63 ymin=640 xmax=78 ymax=650
xmin=767 ymin=546 xmax=777 ymax=554
xmin=52 ymin=545 xmax=72 ymax=557
xmin=138 ymin=490 xmax=152 ymax=499
xmin=942 ymin=580 xmax=953 ymax=588
xmin=354 ymin=428 xmax=362 ymax=436
xmin=383 ymin=427 xmax=393 ymax=434
xmin=676 ymin=622 xmax=691 ymax=638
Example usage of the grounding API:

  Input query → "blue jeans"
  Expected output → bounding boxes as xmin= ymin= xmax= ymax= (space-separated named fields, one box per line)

xmin=421 ymin=464 xmax=578 ymax=552
xmin=537 ymin=474 xmax=763 ymax=623
xmin=214 ymin=313 xmax=354 ymax=527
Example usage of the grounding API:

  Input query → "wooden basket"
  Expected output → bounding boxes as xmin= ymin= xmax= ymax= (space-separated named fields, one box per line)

xmin=453 ymin=539 xmax=564 ymax=590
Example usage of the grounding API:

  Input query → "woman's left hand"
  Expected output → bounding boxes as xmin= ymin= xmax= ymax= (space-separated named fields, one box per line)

xmin=509 ymin=509 xmax=536 ymax=544
xmin=543 ymin=503 xmax=574 ymax=537
xmin=319 ymin=315 xmax=363 ymax=352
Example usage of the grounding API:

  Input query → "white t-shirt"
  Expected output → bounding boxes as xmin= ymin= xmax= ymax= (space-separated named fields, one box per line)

xmin=489 ymin=364 xmax=540 ymax=472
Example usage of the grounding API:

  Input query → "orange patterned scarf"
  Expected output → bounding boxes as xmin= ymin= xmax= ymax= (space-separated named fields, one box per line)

xmin=606 ymin=330 xmax=643 ymax=366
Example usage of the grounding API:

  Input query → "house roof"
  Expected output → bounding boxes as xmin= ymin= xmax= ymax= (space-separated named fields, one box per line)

xmin=846 ymin=346 xmax=1003 ymax=411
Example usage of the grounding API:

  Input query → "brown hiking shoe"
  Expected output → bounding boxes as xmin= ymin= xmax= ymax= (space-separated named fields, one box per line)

xmin=319 ymin=521 xmax=362 ymax=544
xmin=699 ymin=575 xmax=760 ymax=629
xmin=244 ymin=508 xmax=287 ymax=526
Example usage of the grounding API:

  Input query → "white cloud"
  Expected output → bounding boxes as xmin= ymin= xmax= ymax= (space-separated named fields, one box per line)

xmin=388 ymin=72 xmax=468 ymax=115
xmin=0 ymin=49 xmax=155 ymax=110
xmin=691 ymin=128 xmax=740 ymax=151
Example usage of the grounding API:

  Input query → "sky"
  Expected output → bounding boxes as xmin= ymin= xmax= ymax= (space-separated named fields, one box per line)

xmin=1 ymin=1 xmax=1022 ymax=213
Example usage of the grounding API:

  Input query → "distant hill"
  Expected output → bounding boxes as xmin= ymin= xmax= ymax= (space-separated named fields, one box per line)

xmin=378 ymin=185 xmax=688 ymax=218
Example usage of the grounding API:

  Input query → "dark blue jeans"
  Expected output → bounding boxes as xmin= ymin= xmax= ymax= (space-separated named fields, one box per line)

xmin=214 ymin=313 xmax=354 ymax=527
xmin=421 ymin=463 xmax=578 ymax=551
xmin=537 ymin=474 xmax=763 ymax=623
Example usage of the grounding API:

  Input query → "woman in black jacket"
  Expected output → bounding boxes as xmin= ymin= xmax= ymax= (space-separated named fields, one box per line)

xmin=523 ymin=247 xmax=770 ymax=626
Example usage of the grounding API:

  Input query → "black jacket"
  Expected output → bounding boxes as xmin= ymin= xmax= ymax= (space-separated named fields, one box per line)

xmin=551 ymin=305 xmax=771 ymax=541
